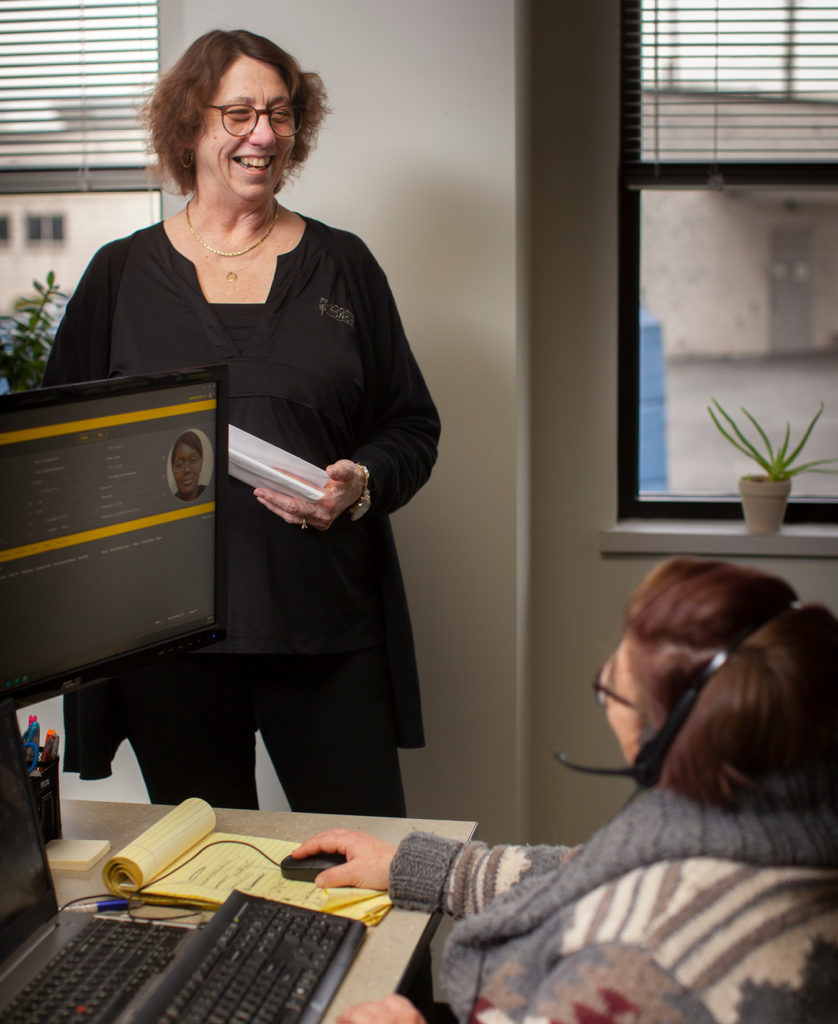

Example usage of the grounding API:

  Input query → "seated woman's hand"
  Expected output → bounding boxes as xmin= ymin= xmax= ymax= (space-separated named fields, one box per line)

xmin=337 ymin=994 xmax=426 ymax=1024
xmin=254 ymin=459 xmax=366 ymax=530
xmin=290 ymin=828 xmax=396 ymax=890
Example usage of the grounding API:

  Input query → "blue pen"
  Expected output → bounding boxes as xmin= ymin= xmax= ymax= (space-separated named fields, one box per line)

xmin=23 ymin=742 xmax=40 ymax=774
xmin=74 ymin=899 xmax=130 ymax=912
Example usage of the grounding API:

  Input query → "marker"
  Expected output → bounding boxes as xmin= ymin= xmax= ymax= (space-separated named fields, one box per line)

xmin=42 ymin=730 xmax=60 ymax=764
xmin=22 ymin=715 xmax=40 ymax=768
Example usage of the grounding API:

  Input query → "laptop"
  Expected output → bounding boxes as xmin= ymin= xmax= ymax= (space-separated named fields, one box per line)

xmin=0 ymin=698 xmax=366 ymax=1023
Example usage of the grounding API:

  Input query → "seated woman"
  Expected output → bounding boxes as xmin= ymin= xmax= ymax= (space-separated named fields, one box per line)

xmin=291 ymin=557 xmax=838 ymax=1024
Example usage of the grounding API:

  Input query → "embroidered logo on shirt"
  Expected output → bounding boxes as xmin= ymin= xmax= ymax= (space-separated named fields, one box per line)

xmin=319 ymin=297 xmax=355 ymax=327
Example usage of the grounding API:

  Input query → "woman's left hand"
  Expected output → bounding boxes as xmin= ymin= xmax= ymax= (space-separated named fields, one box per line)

xmin=336 ymin=995 xmax=426 ymax=1024
xmin=254 ymin=459 xmax=366 ymax=530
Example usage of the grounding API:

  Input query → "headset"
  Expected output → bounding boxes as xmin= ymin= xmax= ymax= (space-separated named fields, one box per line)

xmin=555 ymin=605 xmax=799 ymax=789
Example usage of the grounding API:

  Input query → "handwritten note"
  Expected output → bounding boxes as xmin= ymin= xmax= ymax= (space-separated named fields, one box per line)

xmin=102 ymin=798 xmax=391 ymax=925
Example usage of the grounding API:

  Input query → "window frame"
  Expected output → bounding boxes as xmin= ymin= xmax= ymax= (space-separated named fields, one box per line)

xmin=618 ymin=0 xmax=838 ymax=524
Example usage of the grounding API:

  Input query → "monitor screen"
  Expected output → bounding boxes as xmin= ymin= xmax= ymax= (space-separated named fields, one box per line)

xmin=0 ymin=366 xmax=228 ymax=706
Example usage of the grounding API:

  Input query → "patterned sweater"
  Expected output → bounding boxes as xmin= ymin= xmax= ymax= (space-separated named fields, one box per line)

xmin=389 ymin=756 xmax=838 ymax=1024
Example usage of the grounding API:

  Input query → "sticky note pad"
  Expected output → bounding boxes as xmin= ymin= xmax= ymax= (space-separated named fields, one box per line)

xmin=46 ymin=838 xmax=111 ymax=872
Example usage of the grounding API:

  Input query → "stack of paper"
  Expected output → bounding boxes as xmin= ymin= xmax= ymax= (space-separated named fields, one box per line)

xmin=228 ymin=425 xmax=328 ymax=501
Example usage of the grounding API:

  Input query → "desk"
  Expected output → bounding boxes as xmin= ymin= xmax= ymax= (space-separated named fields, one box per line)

xmin=56 ymin=801 xmax=477 ymax=1024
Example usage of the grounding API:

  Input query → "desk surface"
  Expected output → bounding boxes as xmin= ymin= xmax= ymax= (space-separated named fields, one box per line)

xmin=57 ymin=801 xmax=477 ymax=1024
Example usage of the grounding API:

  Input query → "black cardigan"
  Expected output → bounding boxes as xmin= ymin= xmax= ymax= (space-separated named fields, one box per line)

xmin=44 ymin=216 xmax=440 ymax=777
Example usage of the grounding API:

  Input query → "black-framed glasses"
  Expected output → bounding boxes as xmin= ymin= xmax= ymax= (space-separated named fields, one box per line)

xmin=592 ymin=665 xmax=640 ymax=711
xmin=208 ymin=104 xmax=303 ymax=138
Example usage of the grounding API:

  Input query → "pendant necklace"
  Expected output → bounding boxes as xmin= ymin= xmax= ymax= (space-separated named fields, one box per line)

xmin=185 ymin=201 xmax=280 ymax=282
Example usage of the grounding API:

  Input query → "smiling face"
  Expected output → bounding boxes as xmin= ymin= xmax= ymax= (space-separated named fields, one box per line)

xmin=193 ymin=55 xmax=296 ymax=206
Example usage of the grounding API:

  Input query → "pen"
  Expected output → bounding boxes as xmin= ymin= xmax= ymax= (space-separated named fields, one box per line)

xmin=73 ymin=899 xmax=130 ymax=912
xmin=23 ymin=743 xmax=40 ymax=774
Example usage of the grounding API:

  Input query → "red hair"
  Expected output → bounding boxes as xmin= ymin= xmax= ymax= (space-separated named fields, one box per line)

xmin=624 ymin=558 xmax=838 ymax=805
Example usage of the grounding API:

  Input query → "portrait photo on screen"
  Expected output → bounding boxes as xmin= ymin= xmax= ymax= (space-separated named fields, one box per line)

xmin=166 ymin=429 xmax=214 ymax=502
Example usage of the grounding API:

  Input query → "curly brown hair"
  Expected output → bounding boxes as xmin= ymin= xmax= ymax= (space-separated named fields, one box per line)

xmin=142 ymin=29 xmax=329 ymax=195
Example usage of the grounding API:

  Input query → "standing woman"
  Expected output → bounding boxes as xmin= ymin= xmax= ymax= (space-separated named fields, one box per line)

xmin=44 ymin=29 xmax=440 ymax=815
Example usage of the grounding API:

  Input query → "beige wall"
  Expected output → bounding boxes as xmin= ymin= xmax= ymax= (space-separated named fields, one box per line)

xmin=29 ymin=0 xmax=838 ymax=852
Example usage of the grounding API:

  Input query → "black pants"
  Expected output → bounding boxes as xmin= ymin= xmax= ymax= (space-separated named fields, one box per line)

xmin=117 ymin=648 xmax=406 ymax=816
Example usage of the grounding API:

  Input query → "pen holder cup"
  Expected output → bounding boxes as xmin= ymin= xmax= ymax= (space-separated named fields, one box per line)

xmin=30 ymin=754 xmax=62 ymax=843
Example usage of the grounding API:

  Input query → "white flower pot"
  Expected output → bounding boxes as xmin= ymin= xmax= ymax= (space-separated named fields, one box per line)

xmin=738 ymin=476 xmax=792 ymax=534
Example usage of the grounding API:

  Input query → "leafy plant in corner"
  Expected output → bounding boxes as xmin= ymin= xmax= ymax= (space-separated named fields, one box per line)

xmin=708 ymin=398 xmax=838 ymax=482
xmin=0 ymin=272 xmax=66 ymax=392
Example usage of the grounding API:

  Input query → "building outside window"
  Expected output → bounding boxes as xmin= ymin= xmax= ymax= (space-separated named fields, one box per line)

xmin=25 ymin=214 xmax=64 ymax=243
xmin=620 ymin=0 xmax=838 ymax=522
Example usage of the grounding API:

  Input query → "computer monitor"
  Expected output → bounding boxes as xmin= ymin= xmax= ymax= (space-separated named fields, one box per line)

xmin=0 ymin=365 xmax=229 ymax=707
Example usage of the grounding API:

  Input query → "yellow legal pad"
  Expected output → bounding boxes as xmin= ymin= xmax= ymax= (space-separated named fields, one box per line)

xmin=101 ymin=797 xmax=391 ymax=926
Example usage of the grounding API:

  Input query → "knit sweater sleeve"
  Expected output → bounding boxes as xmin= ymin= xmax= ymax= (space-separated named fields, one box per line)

xmin=389 ymin=832 xmax=580 ymax=918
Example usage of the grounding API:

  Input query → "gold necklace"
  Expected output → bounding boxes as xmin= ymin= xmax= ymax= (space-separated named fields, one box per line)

xmin=185 ymin=202 xmax=280 ymax=283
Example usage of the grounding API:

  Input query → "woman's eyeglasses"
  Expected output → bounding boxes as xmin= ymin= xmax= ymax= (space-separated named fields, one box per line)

xmin=207 ymin=104 xmax=303 ymax=139
xmin=592 ymin=664 xmax=640 ymax=711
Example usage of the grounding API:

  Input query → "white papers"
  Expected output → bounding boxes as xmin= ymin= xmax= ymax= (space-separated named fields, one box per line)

xmin=228 ymin=425 xmax=328 ymax=502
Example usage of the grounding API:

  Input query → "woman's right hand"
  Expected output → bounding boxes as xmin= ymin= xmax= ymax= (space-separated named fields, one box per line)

xmin=289 ymin=829 xmax=397 ymax=890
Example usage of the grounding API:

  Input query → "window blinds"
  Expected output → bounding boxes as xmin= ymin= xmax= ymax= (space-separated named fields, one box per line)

xmin=622 ymin=0 xmax=838 ymax=166
xmin=0 ymin=0 xmax=159 ymax=191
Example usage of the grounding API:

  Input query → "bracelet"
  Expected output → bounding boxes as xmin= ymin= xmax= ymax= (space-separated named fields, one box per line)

xmin=348 ymin=463 xmax=371 ymax=521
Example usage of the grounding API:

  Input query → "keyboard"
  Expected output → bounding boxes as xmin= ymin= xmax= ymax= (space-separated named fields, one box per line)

xmin=4 ymin=916 xmax=185 ymax=1024
xmin=134 ymin=892 xmax=367 ymax=1024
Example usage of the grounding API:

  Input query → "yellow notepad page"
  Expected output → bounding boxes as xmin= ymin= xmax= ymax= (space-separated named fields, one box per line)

xmin=102 ymin=798 xmax=391 ymax=925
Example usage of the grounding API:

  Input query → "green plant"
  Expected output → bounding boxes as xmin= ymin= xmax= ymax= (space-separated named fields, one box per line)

xmin=0 ymin=272 xmax=66 ymax=392
xmin=708 ymin=398 xmax=838 ymax=482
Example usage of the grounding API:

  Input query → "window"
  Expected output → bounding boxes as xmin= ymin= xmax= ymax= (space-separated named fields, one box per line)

xmin=0 ymin=0 xmax=159 ymax=192
xmin=619 ymin=0 xmax=838 ymax=523
xmin=26 ymin=214 xmax=64 ymax=242
xmin=0 ymin=217 xmax=9 ymax=244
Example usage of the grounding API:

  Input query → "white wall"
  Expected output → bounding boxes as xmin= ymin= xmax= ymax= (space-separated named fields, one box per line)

xmin=50 ymin=0 xmax=522 ymax=842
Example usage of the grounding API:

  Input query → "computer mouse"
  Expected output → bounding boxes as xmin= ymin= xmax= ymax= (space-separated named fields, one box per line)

xmin=280 ymin=851 xmax=347 ymax=883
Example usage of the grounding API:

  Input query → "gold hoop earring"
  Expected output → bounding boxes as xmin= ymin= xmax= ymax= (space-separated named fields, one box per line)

xmin=181 ymin=150 xmax=194 ymax=168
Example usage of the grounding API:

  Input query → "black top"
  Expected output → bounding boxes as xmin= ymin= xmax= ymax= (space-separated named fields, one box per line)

xmin=44 ymin=216 xmax=439 ymax=768
xmin=109 ymin=225 xmax=382 ymax=653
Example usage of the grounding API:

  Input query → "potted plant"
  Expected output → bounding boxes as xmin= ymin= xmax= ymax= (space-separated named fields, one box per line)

xmin=708 ymin=398 xmax=838 ymax=533
xmin=0 ymin=272 xmax=66 ymax=393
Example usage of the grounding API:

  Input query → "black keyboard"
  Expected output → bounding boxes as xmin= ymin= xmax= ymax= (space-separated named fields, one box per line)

xmin=4 ymin=916 xmax=185 ymax=1024
xmin=135 ymin=892 xmax=367 ymax=1024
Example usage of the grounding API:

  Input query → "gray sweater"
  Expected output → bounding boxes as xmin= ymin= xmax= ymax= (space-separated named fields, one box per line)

xmin=390 ymin=755 xmax=838 ymax=1024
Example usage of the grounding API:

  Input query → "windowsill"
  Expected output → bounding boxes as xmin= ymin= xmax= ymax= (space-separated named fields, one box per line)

xmin=600 ymin=520 xmax=838 ymax=558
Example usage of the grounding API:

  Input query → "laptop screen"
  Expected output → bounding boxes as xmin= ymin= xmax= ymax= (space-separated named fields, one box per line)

xmin=0 ymin=366 xmax=229 ymax=705
xmin=0 ymin=698 xmax=54 ymax=964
